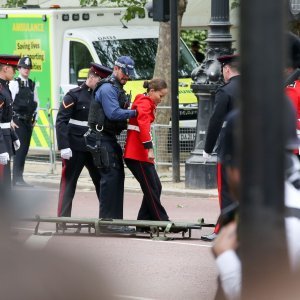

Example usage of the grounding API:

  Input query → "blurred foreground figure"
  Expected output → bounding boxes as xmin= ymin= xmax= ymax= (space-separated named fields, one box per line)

xmin=0 ymin=238 xmax=115 ymax=300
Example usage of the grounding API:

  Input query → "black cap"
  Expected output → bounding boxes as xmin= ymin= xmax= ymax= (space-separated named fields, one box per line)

xmin=114 ymin=56 xmax=135 ymax=78
xmin=90 ymin=63 xmax=112 ymax=78
xmin=218 ymin=54 xmax=239 ymax=67
xmin=286 ymin=32 xmax=300 ymax=69
xmin=18 ymin=56 xmax=32 ymax=69
xmin=0 ymin=54 xmax=21 ymax=67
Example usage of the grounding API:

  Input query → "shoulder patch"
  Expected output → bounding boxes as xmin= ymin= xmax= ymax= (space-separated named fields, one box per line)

xmin=62 ymin=93 xmax=76 ymax=109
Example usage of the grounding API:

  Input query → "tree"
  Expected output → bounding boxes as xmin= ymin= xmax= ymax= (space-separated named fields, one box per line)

xmin=2 ymin=0 xmax=27 ymax=7
xmin=80 ymin=0 xmax=189 ymax=167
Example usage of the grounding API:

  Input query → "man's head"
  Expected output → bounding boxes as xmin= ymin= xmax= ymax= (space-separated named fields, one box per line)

xmin=0 ymin=55 xmax=20 ymax=81
xmin=191 ymin=40 xmax=200 ymax=52
xmin=17 ymin=56 xmax=32 ymax=79
xmin=218 ymin=54 xmax=240 ymax=83
xmin=87 ymin=62 xmax=112 ymax=89
xmin=113 ymin=56 xmax=135 ymax=85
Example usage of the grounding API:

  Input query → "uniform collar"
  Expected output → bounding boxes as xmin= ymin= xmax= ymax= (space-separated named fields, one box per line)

xmin=18 ymin=75 xmax=29 ymax=82
xmin=0 ymin=78 xmax=8 ymax=85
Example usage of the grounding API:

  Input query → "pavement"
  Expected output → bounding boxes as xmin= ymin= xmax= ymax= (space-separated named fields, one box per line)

xmin=23 ymin=160 xmax=218 ymax=198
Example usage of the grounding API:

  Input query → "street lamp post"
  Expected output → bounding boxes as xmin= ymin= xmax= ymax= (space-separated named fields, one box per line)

xmin=185 ymin=0 xmax=234 ymax=189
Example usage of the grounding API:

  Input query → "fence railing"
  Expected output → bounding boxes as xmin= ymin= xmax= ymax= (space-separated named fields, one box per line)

xmin=27 ymin=109 xmax=196 ymax=174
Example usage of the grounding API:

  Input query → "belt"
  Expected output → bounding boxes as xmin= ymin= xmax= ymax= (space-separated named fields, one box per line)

xmin=127 ymin=124 xmax=140 ymax=132
xmin=0 ymin=122 xmax=11 ymax=129
xmin=13 ymin=112 xmax=33 ymax=121
xmin=69 ymin=118 xmax=88 ymax=127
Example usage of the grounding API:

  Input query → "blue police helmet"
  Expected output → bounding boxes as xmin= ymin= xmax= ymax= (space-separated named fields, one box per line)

xmin=114 ymin=56 xmax=135 ymax=78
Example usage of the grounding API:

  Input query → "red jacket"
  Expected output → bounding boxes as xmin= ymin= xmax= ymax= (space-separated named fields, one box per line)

xmin=124 ymin=94 xmax=156 ymax=163
xmin=286 ymin=80 xmax=300 ymax=154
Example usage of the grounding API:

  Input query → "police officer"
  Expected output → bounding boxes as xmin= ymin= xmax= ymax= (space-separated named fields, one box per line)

xmin=9 ymin=56 xmax=39 ymax=187
xmin=56 ymin=63 xmax=112 ymax=217
xmin=0 ymin=55 xmax=21 ymax=200
xmin=201 ymin=54 xmax=240 ymax=242
xmin=88 ymin=56 xmax=137 ymax=232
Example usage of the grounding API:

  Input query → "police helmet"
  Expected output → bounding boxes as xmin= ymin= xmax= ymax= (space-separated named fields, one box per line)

xmin=18 ymin=56 xmax=32 ymax=69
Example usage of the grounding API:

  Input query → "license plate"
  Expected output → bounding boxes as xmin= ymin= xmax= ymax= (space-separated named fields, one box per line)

xmin=179 ymin=132 xmax=196 ymax=141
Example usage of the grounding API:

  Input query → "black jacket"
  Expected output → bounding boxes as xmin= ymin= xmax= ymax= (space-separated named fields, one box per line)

xmin=56 ymin=83 xmax=92 ymax=151
xmin=204 ymin=75 xmax=240 ymax=156
xmin=0 ymin=79 xmax=18 ymax=155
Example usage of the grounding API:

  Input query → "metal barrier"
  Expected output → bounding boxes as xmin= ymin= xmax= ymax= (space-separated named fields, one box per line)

xmin=27 ymin=109 xmax=196 ymax=175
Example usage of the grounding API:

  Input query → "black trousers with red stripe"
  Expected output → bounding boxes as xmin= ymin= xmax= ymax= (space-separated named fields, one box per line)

xmin=57 ymin=150 xmax=101 ymax=217
xmin=0 ymin=162 xmax=11 ymax=205
xmin=214 ymin=162 xmax=234 ymax=233
xmin=125 ymin=158 xmax=169 ymax=221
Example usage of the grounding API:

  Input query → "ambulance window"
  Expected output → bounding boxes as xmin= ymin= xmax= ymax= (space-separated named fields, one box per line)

xmin=93 ymin=38 xmax=197 ymax=79
xmin=69 ymin=41 xmax=93 ymax=84
xmin=93 ymin=38 xmax=157 ymax=80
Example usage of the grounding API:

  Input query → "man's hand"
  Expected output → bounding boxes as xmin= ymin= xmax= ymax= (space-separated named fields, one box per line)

xmin=0 ymin=152 xmax=10 ymax=165
xmin=148 ymin=148 xmax=155 ymax=161
xmin=212 ymin=221 xmax=238 ymax=258
xmin=13 ymin=139 xmax=21 ymax=151
xmin=11 ymin=120 xmax=19 ymax=130
xmin=61 ymin=148 xmax=72 ymax=160
xmin=203 ymin=150 xmax=212 ymax=163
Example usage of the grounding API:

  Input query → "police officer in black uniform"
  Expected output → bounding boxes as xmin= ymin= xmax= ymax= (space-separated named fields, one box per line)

xmin=0 ymin=55 xmax=20 ymax=201
xmin=201 ymin=54 xmax=241 ymax=242
xmin=88 ymin=56 xmax=137 ymax=232
xmin=10 ymin=56 xmax=39 ymax=187
xmin=56 ymin=63 xmax=112 ymax=217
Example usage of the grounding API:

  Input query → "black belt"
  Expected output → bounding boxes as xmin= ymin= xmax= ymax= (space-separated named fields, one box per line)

xmin=13 ymin=112 xmax=33 ymax=121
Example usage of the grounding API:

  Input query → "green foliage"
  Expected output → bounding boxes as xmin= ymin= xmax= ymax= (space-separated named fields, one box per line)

xmin=231 ymin=0 xmax=240 ymax=10
xmin=180 ymin=29 xmax=207 ymax=54
xmin=3 ymin=0 xmax=27 ymax=7
xmin=80 ymin=0 xmax=147 ymax=21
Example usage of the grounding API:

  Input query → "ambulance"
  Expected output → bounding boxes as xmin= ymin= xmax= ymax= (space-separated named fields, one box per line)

xmin=0 ymin=6 xmax=198 ymax=149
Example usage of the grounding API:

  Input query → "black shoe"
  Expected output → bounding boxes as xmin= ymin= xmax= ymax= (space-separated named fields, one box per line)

xmin=13 ymin=180 xmax=33 ymax=188
xmin=101 ymin=225 xmax=135 ymax=234
xmin=201 ymin=232 xmax=217 ymax=242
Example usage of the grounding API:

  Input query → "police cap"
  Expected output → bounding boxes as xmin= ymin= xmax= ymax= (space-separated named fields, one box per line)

xmin=218 ymin=54 xmax=239 ymax=67
xmin=90 ymin=62 xmax=112 ymax=78
xmin=0 ymin=54 xmax=21 ymax=67
xmin=114 ymin=56 xmax=135 ymax=78
xmin=18 ymin=56 xmax=32 ymax=69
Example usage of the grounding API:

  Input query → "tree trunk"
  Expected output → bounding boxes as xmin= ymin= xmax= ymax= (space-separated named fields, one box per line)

xmin=153 ymin=0 xmax=187 ymax=168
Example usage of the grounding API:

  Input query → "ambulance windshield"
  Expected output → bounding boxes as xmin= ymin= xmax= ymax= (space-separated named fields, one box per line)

xmin=93 ymin=38 xmax=198 ymax=80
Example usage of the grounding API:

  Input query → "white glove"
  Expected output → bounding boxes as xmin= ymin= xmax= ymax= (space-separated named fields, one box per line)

xmin=0 ymin=152 xmax=10 ymax=165
xmin=203 ymin=150 xmax=212 ymax=163
xmin=61 ymin=148 xmax=72 ymax=160
xmin=13 ymin=139 xmax=21 ymax=151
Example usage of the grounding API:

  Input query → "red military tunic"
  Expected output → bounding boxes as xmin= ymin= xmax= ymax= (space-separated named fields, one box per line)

xmin=286 ymin=80 xmax=300 ymax=155
xmin=124 ymin=93 xmax=156 ymax=163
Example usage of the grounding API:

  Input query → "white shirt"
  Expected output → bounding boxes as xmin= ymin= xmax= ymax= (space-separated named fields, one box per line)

xmin=9 ymin=75 xmax=40 ymax=121
xmin=216 ymin=182 xmax=300 ymax=300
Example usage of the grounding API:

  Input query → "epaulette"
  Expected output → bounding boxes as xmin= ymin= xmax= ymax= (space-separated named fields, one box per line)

xmin=288 ymin=82 xmax=297 ymax=88
xmin=70 ymin=85 xmax=82 ymax=93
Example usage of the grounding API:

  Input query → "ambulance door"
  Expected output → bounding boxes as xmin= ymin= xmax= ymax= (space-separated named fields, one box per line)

xmin=60 ymin=38 xmax=94 ymax=100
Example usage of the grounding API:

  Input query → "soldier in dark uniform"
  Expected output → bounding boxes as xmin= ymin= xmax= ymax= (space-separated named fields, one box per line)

xmin=9 ymin=56 xmax=39 ymax=187
xmin=56 ymin=63 xmax=112 ymax=217
xmin=0 ymin=55 xmax=20 ymax=201
xmin=88 ymin=56 xmax=137 ymax=233
xmin=201 ymin=54 xmax=240 ymax=242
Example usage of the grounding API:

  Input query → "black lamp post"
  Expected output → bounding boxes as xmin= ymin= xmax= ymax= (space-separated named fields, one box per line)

xmin=185 ymin=0 xmax=234 ymax=189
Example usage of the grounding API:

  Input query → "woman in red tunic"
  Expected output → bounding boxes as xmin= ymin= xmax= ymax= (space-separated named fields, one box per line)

xmin=124 ymin=78 xmax=169 ymax=221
